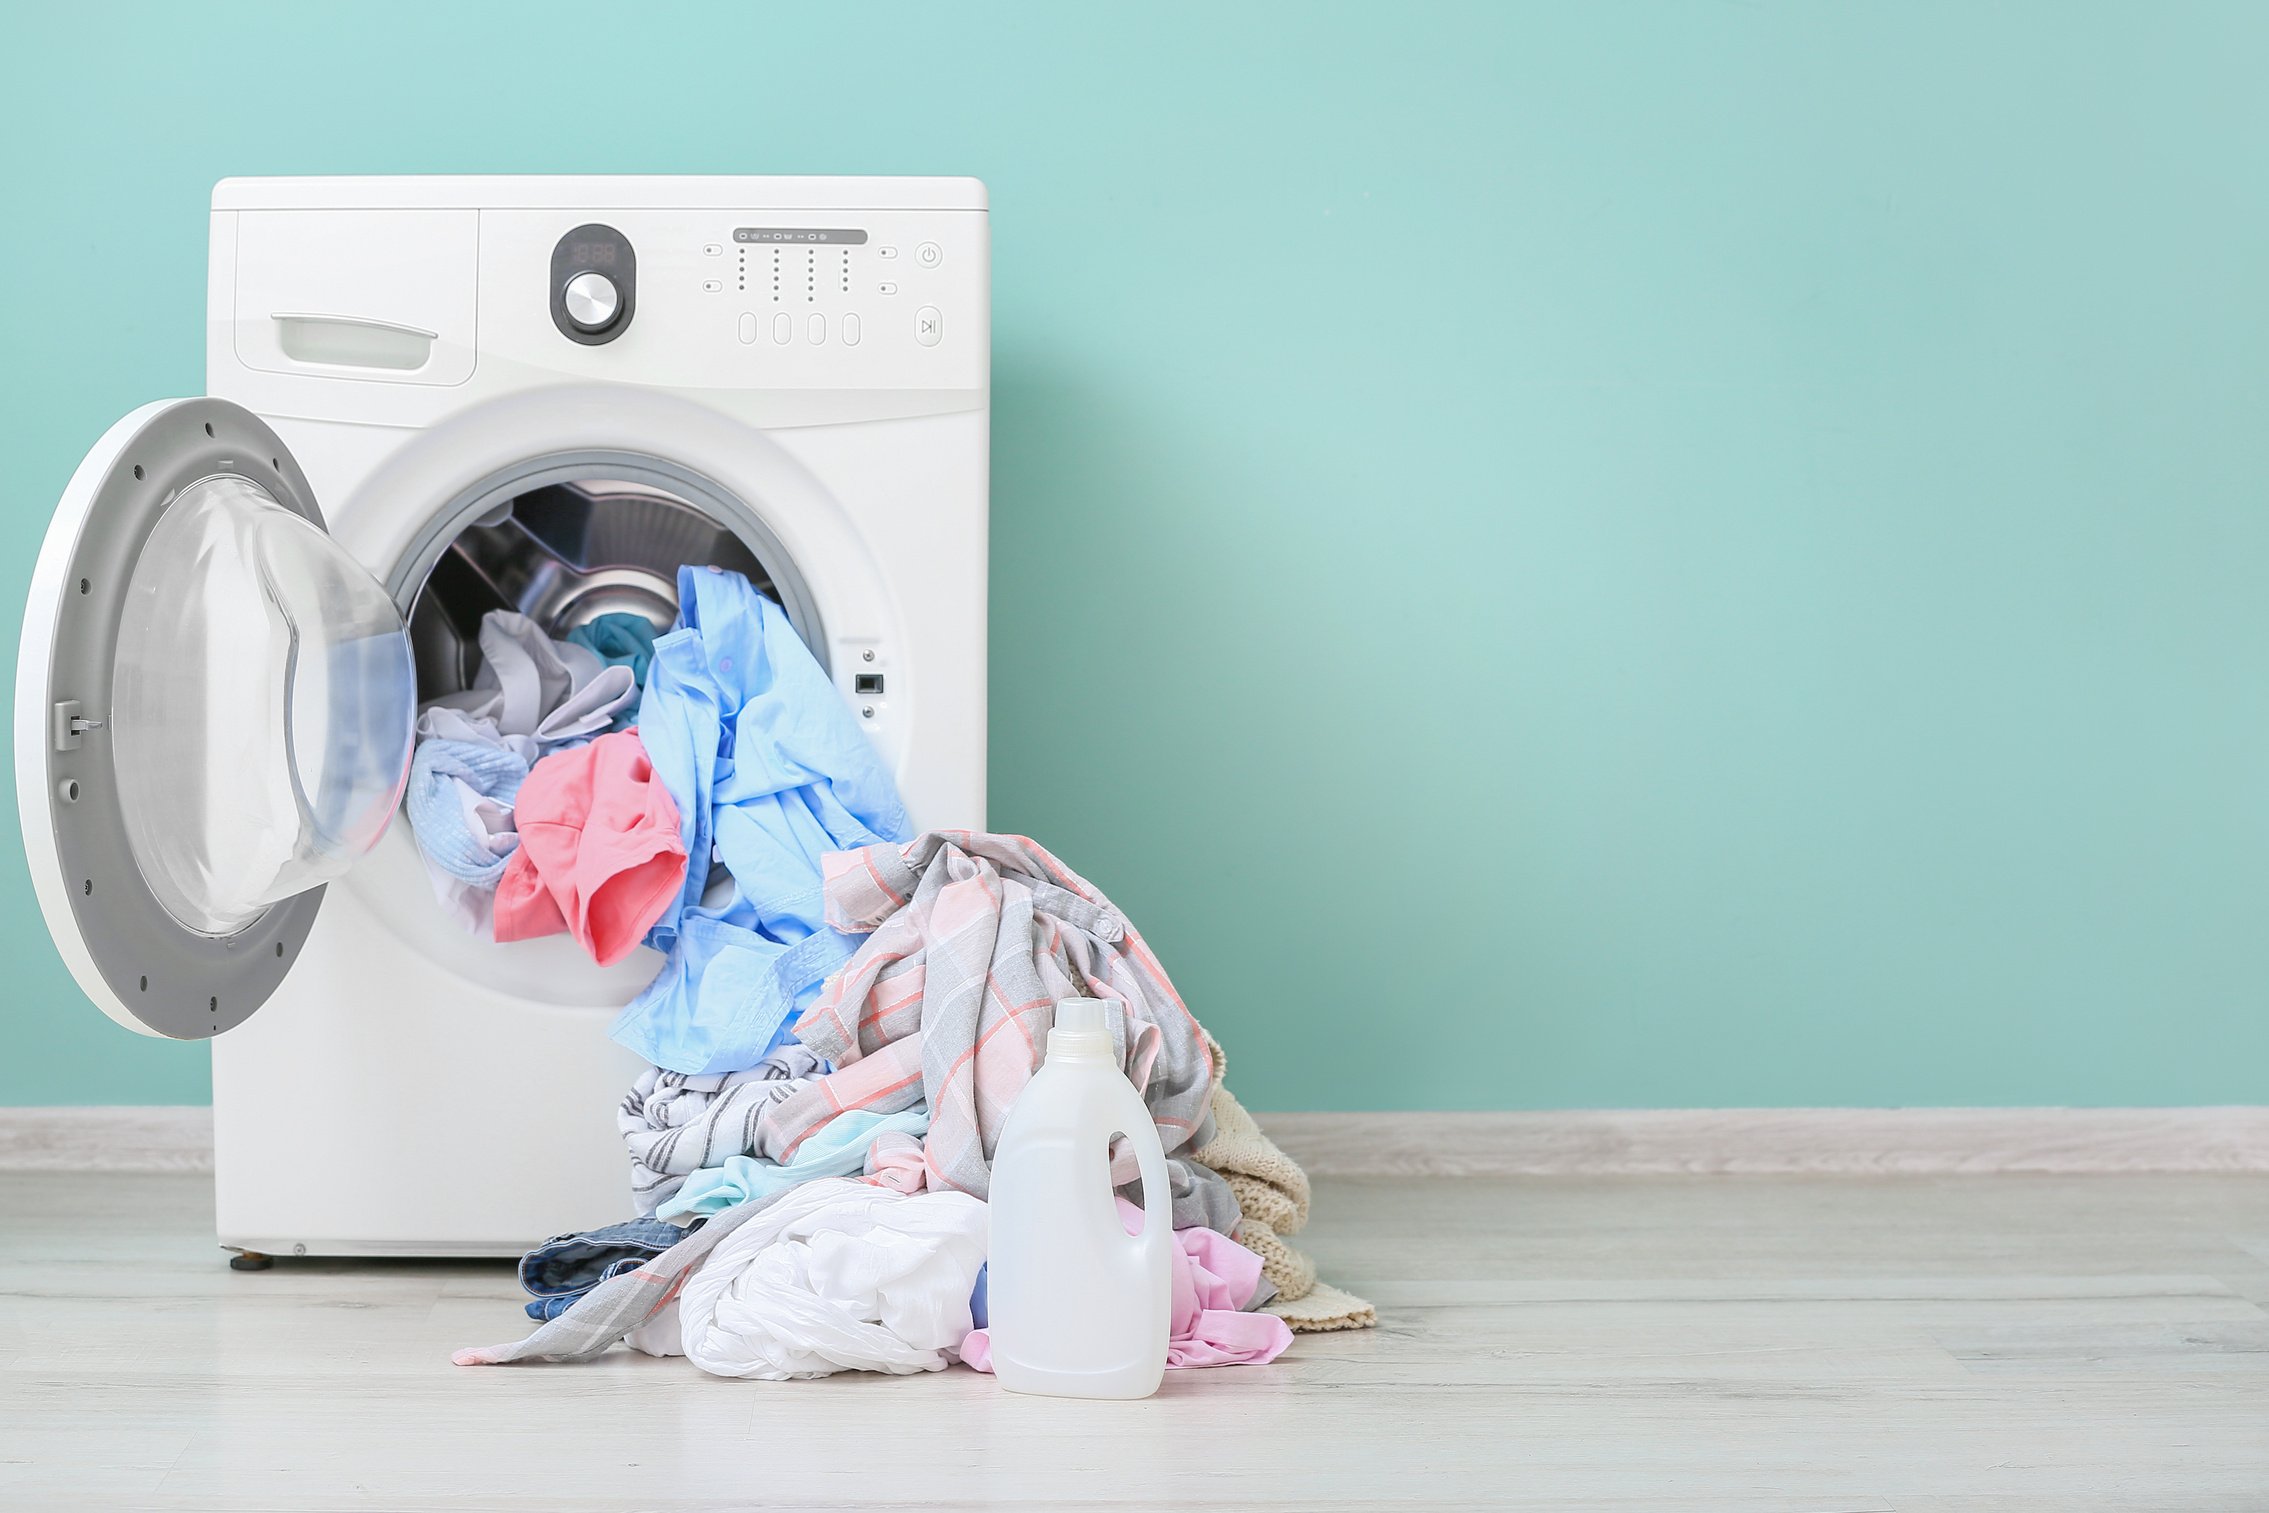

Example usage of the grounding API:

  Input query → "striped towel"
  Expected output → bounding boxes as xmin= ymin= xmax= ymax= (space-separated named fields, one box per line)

xmin=617 ymin=1044 xmax=824 ymax=1215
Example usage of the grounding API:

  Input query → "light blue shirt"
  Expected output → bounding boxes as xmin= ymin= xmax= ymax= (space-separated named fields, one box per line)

xmin=611 ymin=567 xmax=913 ymax=1074
xmin=656 ymin=1105 xmax=932 ymax=1221
xmin=404 ymin=738 xmax=527 ymax=884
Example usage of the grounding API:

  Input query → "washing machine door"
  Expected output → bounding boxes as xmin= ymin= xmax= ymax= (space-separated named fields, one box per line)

xmin=16 ymin=398 xmax=416 ymax=1038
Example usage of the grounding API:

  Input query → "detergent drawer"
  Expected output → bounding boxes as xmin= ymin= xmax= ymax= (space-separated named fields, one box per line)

xmin=228 ymin=210 xmax=479 ymax=387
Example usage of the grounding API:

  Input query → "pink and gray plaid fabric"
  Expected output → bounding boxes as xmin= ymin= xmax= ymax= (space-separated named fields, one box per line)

xmin=753 ymin=831 xmax=1219 ymax=1200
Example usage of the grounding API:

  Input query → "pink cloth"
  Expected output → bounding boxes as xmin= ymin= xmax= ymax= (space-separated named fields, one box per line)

xmin=961 ymin=1200 xmax=1293 ymax=1374
xmin=494 ymin=731 xmax=687 ymax=966
xmin=863 ymin=1130 xmax=929 ymax=1195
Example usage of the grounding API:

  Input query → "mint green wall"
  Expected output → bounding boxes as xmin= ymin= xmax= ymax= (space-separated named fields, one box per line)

xmin=4 ymin=3 xmax=2264 ymax=1110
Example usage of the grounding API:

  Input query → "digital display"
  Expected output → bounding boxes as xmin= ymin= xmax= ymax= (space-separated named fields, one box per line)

xmin=570 ymin=242 xmax=619 ymax=265
xmin=734 ymin=227 xmax=869 ymax=245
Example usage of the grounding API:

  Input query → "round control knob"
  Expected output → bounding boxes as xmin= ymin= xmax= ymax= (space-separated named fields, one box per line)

xmin=561 ymin=270 xmax=621 ymax=332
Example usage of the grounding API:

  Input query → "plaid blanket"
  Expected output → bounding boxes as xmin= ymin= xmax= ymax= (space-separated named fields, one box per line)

xmin=755 ymin=831 xmax=1220 ymax=1201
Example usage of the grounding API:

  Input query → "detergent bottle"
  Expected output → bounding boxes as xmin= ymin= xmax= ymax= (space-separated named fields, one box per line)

xmin=984 ymin=996 xmax=1172 ymax=1398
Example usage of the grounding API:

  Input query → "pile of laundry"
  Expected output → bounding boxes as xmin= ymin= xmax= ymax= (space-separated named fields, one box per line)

xmin=407 ymin=565 xmax=903 ymax=1044
xmin=425 ymin=567 xmax=1373 ymax=1384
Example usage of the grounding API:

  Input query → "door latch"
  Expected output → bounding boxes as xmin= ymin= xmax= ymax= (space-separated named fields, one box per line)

xmin=53 ymin=701 xmax=105 ymax=751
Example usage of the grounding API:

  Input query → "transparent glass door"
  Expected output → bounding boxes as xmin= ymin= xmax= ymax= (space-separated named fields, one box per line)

xmin=112 ymin=474 xmax=416 ymax=936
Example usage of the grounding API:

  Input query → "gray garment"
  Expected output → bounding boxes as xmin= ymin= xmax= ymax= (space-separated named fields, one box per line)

xmin=454 ymin=1188 xmax=789 ymax=1367
xmin=618 ymin=1044 xmax=825 ymax=1216
xmin=424 ymin=612 xmax=639 ymax=762
xmin=419 ymin=669 xmax=638 ymax=763
xmin=434 ymin=612 xmax=597 ymax=731
xmin=1134 ymin=1149 xmax=1243 ymax=1236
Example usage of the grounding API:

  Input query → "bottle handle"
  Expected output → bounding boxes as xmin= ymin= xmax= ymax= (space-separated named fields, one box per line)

xmin=1127 ymin=1124 xmax=1171 ymax=1243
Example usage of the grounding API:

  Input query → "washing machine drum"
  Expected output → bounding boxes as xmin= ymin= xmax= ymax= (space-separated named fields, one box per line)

xmin=407 ymin=479 xmax=777 ymax=705
xmin=19 ymin=398 xmax=417 ymax=1037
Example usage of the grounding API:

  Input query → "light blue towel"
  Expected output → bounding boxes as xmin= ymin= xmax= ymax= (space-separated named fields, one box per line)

xmin=655 ymin=1105 xmax=931 ymax=1221
xmin=611 ymin=566 xmax=914 ymax=1075
xmin=405 ymin=739 xmax=529 ymax=884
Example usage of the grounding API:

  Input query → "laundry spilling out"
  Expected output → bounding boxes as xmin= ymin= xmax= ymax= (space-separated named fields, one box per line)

xmin=410 ymin=566 xmax=1374 ymax=1383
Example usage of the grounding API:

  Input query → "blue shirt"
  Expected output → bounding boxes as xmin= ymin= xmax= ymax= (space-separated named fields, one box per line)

xmin=611 ymin=567 xmax=913 ymax=1074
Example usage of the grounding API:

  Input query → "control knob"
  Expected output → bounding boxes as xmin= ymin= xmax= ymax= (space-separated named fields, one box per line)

xmin=561 ymin=270 xmax=621 ymax=332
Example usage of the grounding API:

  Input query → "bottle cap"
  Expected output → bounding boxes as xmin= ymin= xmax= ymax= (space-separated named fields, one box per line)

xmin=1053 ymin=998 xmax=1105 ymax=1035
xmin=1046 ymin=997 xmax=1114 ymax=1061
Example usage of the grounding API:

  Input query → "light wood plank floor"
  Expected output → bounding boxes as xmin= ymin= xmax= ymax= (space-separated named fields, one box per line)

xmin=3 ymin=1171 xmax=2266 ymax=1510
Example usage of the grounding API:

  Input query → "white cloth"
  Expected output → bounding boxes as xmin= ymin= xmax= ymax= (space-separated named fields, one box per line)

xmin=624 ymin=1298 xmax=685 ymax=1358
xmin=662 ymin=1177 xmax=988 ymax=1380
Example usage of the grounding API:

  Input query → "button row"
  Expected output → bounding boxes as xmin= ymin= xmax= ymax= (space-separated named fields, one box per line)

xmin=734 ymin=311 xmax=882 ymax=346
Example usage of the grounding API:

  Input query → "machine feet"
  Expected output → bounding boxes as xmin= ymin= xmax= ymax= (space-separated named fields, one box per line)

xmin=228 ymin=1250 xmax=274 ymax=1271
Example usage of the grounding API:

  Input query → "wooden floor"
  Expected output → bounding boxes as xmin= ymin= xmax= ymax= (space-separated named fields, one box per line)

xmin=3 ymin=1172 xmax=2266 ymax=1510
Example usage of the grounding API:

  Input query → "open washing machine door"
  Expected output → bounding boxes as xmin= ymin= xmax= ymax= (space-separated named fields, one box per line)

xmin=16 ymin=398 xmax=415 ymax=1038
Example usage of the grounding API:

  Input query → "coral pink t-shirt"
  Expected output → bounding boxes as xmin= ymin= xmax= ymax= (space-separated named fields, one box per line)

xmin=494 ymin=730 xmax=687 ymax=966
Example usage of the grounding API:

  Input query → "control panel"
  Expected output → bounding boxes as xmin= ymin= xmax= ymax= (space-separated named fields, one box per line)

xmin=706 ymin=222 xmax=963 ymax=363
xmin=482 ymin=207 xmax=990 ymax=402
xmin=209 ymin=191 xmax=989 ymax=427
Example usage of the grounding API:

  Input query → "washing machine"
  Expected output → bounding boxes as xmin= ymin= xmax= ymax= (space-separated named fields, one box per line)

xmin=15 ymin=176 xmax=989 ymax=1258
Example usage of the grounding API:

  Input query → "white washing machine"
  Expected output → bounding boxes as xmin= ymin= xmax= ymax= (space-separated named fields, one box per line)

xmin=15 ymin=176 xmax=989 ymax=1258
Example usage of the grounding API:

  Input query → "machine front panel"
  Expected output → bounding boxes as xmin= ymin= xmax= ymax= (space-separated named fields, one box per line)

xmin=212 ymin=196 xmax=989 ymax=431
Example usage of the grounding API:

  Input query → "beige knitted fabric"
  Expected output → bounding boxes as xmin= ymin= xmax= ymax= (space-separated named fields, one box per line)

xmin=1191 ymin=1081 xmax=1375 ymax=1333
xmin=1265 ymin=1279 xmax=1376 ymax=1333
xmin=1229 ymin=1212 xmax=1315 ymax=1298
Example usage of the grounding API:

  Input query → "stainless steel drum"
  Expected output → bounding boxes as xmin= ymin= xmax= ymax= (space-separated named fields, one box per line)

xmin=407 ymin=479 xmax=773 ymax=700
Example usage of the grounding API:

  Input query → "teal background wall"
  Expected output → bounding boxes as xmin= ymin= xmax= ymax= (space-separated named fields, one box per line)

xmin=4 ymin=2 xmax=2265 ymax=1110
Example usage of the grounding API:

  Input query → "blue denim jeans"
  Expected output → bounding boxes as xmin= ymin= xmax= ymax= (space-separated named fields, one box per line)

xmin=519 ymin=1218 xmax=696 ymax=1321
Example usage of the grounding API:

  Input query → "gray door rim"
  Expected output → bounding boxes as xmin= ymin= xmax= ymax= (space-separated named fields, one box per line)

xmin=28 ymin=398 xmax=353 ymax=1038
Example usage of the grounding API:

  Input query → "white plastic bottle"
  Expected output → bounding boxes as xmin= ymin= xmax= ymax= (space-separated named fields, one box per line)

xmin=984 ymin=996 xmax=1172 ymax=1399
